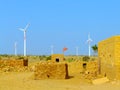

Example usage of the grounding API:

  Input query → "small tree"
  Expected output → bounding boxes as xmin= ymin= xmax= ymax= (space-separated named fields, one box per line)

xmin=91 ymin=44 xmax=98 ymax=56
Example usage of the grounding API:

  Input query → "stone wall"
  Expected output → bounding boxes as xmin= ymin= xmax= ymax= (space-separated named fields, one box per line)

xmin=34 ymin=62 xmax=68 ymax=79
xmin=98 ymin=36 xmax=120 ymax=80
xmin=68 ymin=61 xmax=98 ymax=79
xmin=0 ymin=59 xmax=28 ymax=67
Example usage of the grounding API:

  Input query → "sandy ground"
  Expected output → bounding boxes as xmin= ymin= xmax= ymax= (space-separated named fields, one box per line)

xmin=0 ymin=72 xmax=120 ymax=90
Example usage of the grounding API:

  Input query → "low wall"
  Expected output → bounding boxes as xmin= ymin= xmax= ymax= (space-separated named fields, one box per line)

xmin=0 ymin=59 xmax=28 ymax=72
xmin=34 ymin=62 xmax=68 ymax=79
xmin=0 ymin=59 xmax=28 ymax=67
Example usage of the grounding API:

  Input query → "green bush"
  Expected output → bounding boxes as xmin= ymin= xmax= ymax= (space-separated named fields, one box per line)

xmin=17 ymin=56 xmax=24 ymax=59
xmin=39 ymin=55 xmax=47 ymax=60
xmin=82 ymin=56 xmax=90 ymax=62
xmin=46 ymin=56 xmax=51 ymax=61
xmin=66 ymin=58 xmax=74 ymax=62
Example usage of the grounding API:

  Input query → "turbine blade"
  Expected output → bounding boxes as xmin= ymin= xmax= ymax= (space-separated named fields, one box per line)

xmin=86 ymin=40 xmax=89 ymax=43
xmin=88 ymin=33 xmax=93 ymax=42
xmin=90 ymin=39 xmax=93 ymax=42
xmin=89 ymin=38 xmax=92 ymax=41
xmin=86 ymin=39 xmax=92 ymax=44
xmin=24 ymin=23 xmax=30 ymax=30
xmin=19 ymin=28 xmax=24 ymax=31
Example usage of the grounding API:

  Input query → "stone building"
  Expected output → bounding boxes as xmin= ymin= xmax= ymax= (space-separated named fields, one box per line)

xmin=51 ymin=54 xmax=64 ymax=62
xmin=98 ymin=36 xmax=120 ymax=80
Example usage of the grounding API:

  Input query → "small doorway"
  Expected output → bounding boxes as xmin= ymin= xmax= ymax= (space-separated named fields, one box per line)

xmin=56 ymin=58 xmax=59 ymax=62
xmin=83 ymin=63 xmax=87 ymax=69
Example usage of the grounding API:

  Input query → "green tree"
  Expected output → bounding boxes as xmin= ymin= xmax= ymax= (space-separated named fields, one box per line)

xmin=91 ymin=44 xmax=98 ymax=56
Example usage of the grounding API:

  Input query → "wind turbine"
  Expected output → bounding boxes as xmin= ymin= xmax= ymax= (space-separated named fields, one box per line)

xmin=14 ymin=42 xmax=17 ymax=56
xmin=51 ymin=45 xmax=54 ymax=55
xmin=75 ymin=46 xmax=79 ymax=56
xmin=19 ymin=24 xmax=30 ymax=56
xmin=86 ymin=33 xmax=92 ymax=57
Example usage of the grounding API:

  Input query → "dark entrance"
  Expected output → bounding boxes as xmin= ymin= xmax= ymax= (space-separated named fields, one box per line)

xmin=83 ymin=63 xmax=87 ymax=69
xmin=23 ymin=58 xmax=28 ymax=66
xmin=56 ymin=58 xmax=59 ymax=62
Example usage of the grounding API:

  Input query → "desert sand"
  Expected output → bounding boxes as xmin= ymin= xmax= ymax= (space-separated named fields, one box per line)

xmin=0 ymin=71 xmax=120 ymax=90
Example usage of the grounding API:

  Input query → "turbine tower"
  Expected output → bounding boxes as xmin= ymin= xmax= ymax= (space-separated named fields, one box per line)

xmin=19 ymin=24 xmax=30 ymax=56
xmin=14 ymin=42 xmax=17 ymax=56
xmin=75 ymin=47 xmax=79 ymax=56
xmin=87 ymin=33 xmax=92 ymax=57
xmin=51 ymin=45 xmax=54 ymax=55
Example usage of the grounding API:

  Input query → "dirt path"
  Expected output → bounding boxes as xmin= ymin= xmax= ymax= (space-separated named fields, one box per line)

xmin=0 ymin=72 xmax=120 ymax=90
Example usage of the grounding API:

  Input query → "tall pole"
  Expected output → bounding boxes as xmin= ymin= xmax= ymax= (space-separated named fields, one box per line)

xmin=15 ymin=42 xmax=17 ymax=56
xmin=24 ymin=31 xmax=26 ymax=56
xmin=88 ymin=34 xmax=90 ymax=57
xmin=51 ymin=45 xmax=54 ymax=55
xmin=87 ymin=33 xmax=92 ymax=57
xmin=88 ymin=44 xmax=90 ymax=57
xmin=76 ymin=47 xmax=79 ymax=56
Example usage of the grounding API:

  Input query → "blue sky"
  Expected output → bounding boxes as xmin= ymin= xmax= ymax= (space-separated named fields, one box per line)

xmin=0 ymin=0 xmax=120 ymax=55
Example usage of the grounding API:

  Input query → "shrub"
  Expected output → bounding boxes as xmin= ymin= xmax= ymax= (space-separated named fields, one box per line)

xmin=46 ymin=56 xmax=51 ymax=61
xmin=82 ymin=56 xmax=90 ymax=62
xmin=17 ymin=56 xmax=24 ymax=59
xmin=66 ymin=58 xmax=74 ymax=62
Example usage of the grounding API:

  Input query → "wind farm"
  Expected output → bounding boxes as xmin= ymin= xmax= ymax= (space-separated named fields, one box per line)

xmin=1 ymin=0 xmax=120 ymax=90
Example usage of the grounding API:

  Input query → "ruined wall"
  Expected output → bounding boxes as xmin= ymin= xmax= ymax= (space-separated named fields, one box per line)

xmin=0 ymin=59 xmax=28 ymax=72
xmin=34 ymin=62 xmax=68 ymax=79
xmin=68 ymin=61 xmax=98 ymax=79
xmin=98 ymin=36 xmax=120 ymax=80
xmin=84 ymin=61 xmax=98 ymax=79
xmin=0 ymin=59 xmax=28 ymax=67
